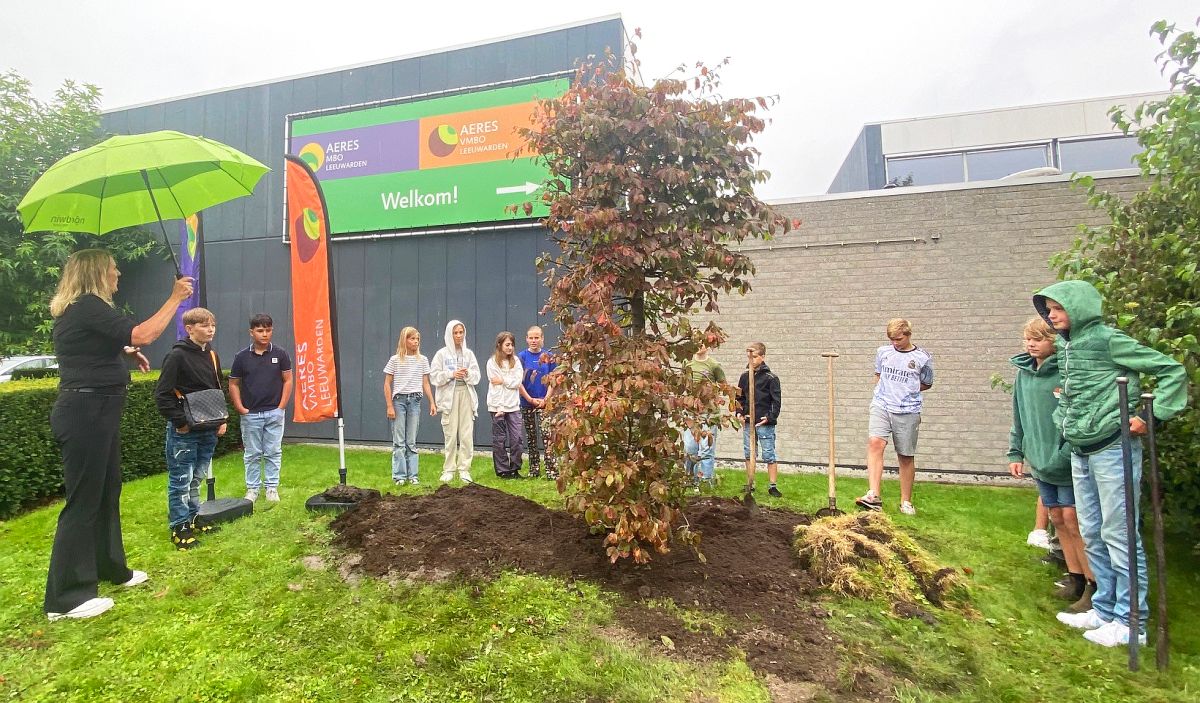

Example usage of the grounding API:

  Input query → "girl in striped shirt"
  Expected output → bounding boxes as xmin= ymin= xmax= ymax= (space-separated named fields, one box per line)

xmin=383 ymin=326 xmax=435 ymax=485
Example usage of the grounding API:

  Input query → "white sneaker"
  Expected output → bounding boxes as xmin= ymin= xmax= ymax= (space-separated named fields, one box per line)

xmin=47 ymin=597 xmax=114 ymax=621
xmin=459 ymin=472 xmax=473 ymax=484
xmin=265 ymin=487 xmax=280 ymax=502
xmin=244 ymin=489 xmax=259 ymax=502
xmin=1026 ymin=529 xmax=1051 ymax=549
xmin=1056 ymin=608 xmax=1108 ymax=630
xmin=409 ymin=477 xmax=421 ymax=485
xmin=1083 ymin=620 xmax=1147 ymax=647
xmin=120 ymin=570 xmax=149 ymax=587
xmin=439 ymin=471 xmax=453 ymax=483
xmin=899 ymin=501 xmax=917 ymax=516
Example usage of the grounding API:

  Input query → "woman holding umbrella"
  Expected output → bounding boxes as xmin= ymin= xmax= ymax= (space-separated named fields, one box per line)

xmin=44 ymin=249 xmax=193 ymax=621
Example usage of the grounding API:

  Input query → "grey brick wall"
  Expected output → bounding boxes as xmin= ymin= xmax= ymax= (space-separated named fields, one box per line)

xmin=706 ymin=174 xmax=1143 ymax=475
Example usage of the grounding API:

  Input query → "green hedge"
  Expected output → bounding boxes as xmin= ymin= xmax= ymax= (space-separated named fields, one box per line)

xmin=0 ymin=372 xmax=241 ymax=519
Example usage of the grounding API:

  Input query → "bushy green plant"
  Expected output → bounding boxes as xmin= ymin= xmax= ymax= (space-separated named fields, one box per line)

xmin=0 ymin=372 xmax=241 ymax=518
xmin=1051 ymin=19 xmax=1200 ymax=528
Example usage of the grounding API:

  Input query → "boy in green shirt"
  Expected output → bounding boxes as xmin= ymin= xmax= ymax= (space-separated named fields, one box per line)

xmin=1036 ymin=280 xmax=1187 ymax=648
xmin=1007 ymin=317 xmax=1093 ymax=611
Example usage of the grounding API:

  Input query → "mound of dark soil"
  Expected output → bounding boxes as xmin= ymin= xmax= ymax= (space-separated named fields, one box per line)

xmin=321 ymin=484 xmax=381 ymax=502
xmin=331 ymin=484 xmax=894 ymax=700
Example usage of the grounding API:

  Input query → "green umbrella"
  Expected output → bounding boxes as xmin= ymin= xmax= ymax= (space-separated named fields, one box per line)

xmin=17 ymin=130 xmax=269 ymax=274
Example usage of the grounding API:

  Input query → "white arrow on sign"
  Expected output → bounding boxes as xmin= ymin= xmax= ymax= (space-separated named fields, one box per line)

xmin=495 ymin=182 xmax=541 ymax=195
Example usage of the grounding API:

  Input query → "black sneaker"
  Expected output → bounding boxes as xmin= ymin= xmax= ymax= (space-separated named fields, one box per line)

xmin=171 ymin=525 xmax=199 ymax=550
xmin=855 ymin=493 xmax=883 ymax=511
xmin=191 ymin=517 xmax=218 ymax=535
xmin=768 ymin=486 xmax=783 ymax=498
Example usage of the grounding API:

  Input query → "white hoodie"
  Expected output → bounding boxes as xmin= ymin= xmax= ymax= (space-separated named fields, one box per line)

xmin=486 ymin=355 xmax=524 ymax=413
xmin=429 ymin=319 xmax=480 ymax=417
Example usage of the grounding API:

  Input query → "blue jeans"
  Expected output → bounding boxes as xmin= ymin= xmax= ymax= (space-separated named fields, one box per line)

xmin=165 ymin=424 xmax=218 ymax=529
xmin=391 ymin=393 xmax=422 ymax=482
xmin=683 ymin=426 xmax=716 ymax=480
xmin=742 ymin=424 xmax=777 ymax=463
xmin=242 ymin=408 xmax=285 ymax=489
xmin=1072 ymin=441 xmax=1148 ymax=631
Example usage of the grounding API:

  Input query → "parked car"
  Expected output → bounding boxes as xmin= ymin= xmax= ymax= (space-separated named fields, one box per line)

xmin=0 ymin=355 xmax=58 ymax=382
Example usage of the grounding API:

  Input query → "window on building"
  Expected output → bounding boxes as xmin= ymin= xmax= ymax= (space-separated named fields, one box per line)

xmin=1058 ymin=135 xmax=1141 ymax=173
xmin=885 ymin=153 xmax=964 ymax=187
xmin=965 ymin=145 xmax=1051 ymax=181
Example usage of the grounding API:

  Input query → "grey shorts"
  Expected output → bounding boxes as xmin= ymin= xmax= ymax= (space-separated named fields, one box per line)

xmin=868 ymin=405 xmax=921 ymax=457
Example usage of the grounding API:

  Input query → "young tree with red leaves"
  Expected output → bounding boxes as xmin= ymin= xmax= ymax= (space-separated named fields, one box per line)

xmin=519 ymin=42 xmax=796 ymax=563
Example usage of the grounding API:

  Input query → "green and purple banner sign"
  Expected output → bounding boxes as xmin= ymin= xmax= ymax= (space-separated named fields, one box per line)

xmin=287 ymin=78 xmax=567 ymax=235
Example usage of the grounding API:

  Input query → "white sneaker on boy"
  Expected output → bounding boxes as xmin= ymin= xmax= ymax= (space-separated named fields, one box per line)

xmin=459 ymin=472 xmax=473 ymax=483
xmin=1056 ymin=608 xmax=1107 ymax=630
xmin=1083 ymin=620 xmax=1147 ymax=647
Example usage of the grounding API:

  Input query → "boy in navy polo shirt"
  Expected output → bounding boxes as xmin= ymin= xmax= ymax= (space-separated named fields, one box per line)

xmin=518 ymin=326 xmax=557 ymax=479
xmin=229 ymin=314 xmax=293 ymax=502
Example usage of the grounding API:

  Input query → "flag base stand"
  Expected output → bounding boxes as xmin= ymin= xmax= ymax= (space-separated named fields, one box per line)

xmin=196 ymin=461 xmax=252 ymax=527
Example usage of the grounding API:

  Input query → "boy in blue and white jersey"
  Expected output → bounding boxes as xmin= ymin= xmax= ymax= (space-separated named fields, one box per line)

xmin=856 ymin=318 xmax=934 ymax=515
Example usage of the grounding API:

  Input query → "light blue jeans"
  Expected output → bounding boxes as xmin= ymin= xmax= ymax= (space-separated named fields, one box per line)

xmin=242 ymin=408 xmax=285 ymax=490
xmin=683 ymin=426 xmax=716 ymax=480
xmin=391 ymin=393 xmax=422 ymax=482
xmin=1072 ymin=441 xmax=1148 ymax=631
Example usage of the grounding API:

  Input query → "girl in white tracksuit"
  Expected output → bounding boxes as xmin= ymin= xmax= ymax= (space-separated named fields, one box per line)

xmin=429 ymin=320 xmax=480 ymax=482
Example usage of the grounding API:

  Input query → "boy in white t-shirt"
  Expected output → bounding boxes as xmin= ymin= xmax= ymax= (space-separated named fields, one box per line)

xmin=856 ymin=318 xmax=934 ymax=515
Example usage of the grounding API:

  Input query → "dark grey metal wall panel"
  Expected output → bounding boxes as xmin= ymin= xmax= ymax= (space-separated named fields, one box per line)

xmin=534 ymin=30 xmax=569 ymax=71
xmin=359 ymin=240 xmax=394 ymax=442
xmin=502 ymin=36 xmax=537 ymax=77
xmin=391 ymin=61 xmax=420 ymax=99
xmin=333 ymin=242 xmax=367 ymax=440
xmin=418 ymin=52 xmax=449 ymax=92
xmin=357 ymin=63 xmax=393 ymax=103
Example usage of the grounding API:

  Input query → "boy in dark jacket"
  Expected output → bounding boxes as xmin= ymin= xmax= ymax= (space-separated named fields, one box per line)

xmin=154 ymin=307 xmax=227 ymax=550
xmin=1007 ymin=317 xmax=1094 ymax=611
xmin=1036 ymin=281 xmax=1187 ymax=648
xmin=736 ymin=342 xmax=782 ymax=497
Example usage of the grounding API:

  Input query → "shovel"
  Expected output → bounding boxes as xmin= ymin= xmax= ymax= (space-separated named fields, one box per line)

xmin=816 ymin=352 xmax=844 ymax=518
xmin=743 ymin=350 xmax=757 ymax=511
xmin=1116 ymin=377 xmax=1140 ymax=671
xmin=196 ymin=459 xmax=253 ymax=527
xmin=1142 ymin=392 xmax=1170 ymax=671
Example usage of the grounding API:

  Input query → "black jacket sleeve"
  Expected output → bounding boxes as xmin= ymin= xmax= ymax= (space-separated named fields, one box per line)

xmin=155 ymin=351 xmax=186 ymax=428
xmin=766 ymin=373 xmax=782 ymax=424
xmin=736 ymin=372 xmax=748 ymax=415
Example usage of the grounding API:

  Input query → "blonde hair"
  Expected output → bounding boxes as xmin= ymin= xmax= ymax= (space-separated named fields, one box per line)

xmin=49 ymin=249 xmax=115 ymax=318
xmin=526 ymin=325 xmax=543 ymax=335
xmin=395 ymin=326 xmax=420 ymax=359
xmin=493 ymin=331 xmax=517 ymax=368
xmin=886 ymin=318 xmax=912 ymax=338
xmin=182 ymin=307 xmax=215 ymax=325
xmin=1023 ymin=316 xmax=1055 ymax=341
xmin=747 ymin=341 xmax=766 ymax=357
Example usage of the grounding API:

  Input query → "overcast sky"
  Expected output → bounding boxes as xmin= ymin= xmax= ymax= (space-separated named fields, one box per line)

xmin=3 ymin=1 xmax=1196 ymax=197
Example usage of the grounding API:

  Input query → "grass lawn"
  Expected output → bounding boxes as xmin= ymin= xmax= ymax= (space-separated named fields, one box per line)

xmin=1 ymin=445 xmax=1196 ymax=702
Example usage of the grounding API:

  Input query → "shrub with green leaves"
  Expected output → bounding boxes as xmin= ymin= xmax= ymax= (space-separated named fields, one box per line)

xmin=1052 ymin=19 xmax=1200 ymax=528
xmin=0 ymin=372 xmax=241 ymax=518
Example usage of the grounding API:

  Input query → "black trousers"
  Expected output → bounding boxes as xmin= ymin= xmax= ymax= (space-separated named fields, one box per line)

xmin=44 ymin=390 xmax=133 ymax=614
